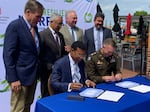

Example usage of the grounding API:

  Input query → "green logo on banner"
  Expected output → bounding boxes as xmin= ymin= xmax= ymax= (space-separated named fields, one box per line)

xmin=0 ymin=34 xmax=4 ymax=46
xmin=0 ymin=34 xmax=4 ymax=38
xmin=84 ymin=13 xmax=92 ymax=23
xmin=65 ymin=0 xmax=72 ymax=2
xmin=0 ymin=80 xmax=10 ymax=92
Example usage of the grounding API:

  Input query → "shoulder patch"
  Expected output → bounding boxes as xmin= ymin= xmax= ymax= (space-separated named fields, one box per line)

xmin=91 ymin=52 xmax=97 ymax=56
xmin=87 ymin=56 xmax=91 ymax=61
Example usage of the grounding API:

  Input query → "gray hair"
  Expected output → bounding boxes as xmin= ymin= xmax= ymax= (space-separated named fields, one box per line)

xmin=24 ymin=0 xmax=44 ymax=13
xmin=65 ymin=10 xmax=76 ymax=18
xmin=50 ymin=13 xmax=62 ymax=22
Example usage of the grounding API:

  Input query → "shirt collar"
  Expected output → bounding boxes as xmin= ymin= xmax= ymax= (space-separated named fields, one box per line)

xmin=49 ymin=26 xmax=55 ymax=35
xmin=68 ymin=53 xmax=76 ymax=65
xmin=23 ymin=16 xmax=31 ymax=29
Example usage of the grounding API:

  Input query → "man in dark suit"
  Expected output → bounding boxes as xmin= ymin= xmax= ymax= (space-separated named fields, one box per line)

xmin=38 ymin=13 xmax=67 ymax=98
xmin=3 ymin=1 xmax=44 ymax=112
xmin=84 ymin=12 xmax=112 ymax=58
xmin=50 ymin=41 xmax=96 ymax=94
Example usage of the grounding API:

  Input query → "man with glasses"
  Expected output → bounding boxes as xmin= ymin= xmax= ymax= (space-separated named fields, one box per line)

xmin=86 ymin=38 xmax=122 ymax=84
xmin=38 ymin=13 xmax=67 ymax=98
xmin=50 ymin=41 xmax=96 ymax=94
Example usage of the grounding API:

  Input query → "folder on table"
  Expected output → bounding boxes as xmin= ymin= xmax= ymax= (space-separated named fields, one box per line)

xmin=115 ymin=81 xmax=139 ymax=88
xmin=79 ymin=88 xmax=104 ymax=98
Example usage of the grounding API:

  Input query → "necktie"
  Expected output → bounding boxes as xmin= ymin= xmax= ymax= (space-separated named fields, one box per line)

xmin=54 ymin=32 xmax=60 ymax=46
xmin=96 ymin=30 xmax=101 ymax=51
xmin=73 ymin=64 xmax=80 ymax=83
xmin=30 ymin=27 xmax=36 ymax=43
xmin=71 ymin=28 xmax=75 ymax=42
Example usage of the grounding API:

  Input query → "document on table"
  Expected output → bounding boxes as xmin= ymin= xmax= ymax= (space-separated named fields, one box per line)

xmin=97 ymin=90 xmax=124 ymax=102
xmin=79 ymin=88 xmax=104 ymax=98
xmin=115 ymin=81 xmax=139 ymax=88
xmin=129 ymin=84 xmax=150 ymax=93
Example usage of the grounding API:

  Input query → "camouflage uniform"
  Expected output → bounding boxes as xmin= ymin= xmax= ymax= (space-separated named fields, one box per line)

xmin=86 ymin=50 xmax=121 ymax=84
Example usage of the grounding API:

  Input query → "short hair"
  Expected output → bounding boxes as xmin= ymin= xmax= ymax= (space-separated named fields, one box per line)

xmin=65 ymin=10 xmax=76 ymax=18
xmin=94 ymin=12 xmax=105 ymax=21
xmin=71 ymin=41 xmax=86 ymax=51
xmin=103 ymin=38 xmax=116 ymax=48
xmin=24 ymin=0 xmax=44 ymax=13
xmin=50 ymin=13 xmax=62 ymax=22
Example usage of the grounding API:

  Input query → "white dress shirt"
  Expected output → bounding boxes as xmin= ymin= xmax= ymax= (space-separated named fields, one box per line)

xmin=67 ymin=53 xmax=81 ymax=91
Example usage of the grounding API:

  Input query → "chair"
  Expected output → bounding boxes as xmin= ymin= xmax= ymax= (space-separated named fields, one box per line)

xmin=141 ymin=46 xmax=146 ymax=74
xmin=121 ymin=43 xmax=141 ymax=71
xmin=47 ymin=75 xmax=54 ymax=96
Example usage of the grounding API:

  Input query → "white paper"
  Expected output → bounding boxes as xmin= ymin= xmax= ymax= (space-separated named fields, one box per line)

xmin=97 ymin=90 xmax=124 ymax=102
xmin=129 ymin=84 xmax=150 ymax=93
xmin=115 ymin=81 xmax=139 ymax=88
xmin=79 ymin=88 xmax=104 ymax=98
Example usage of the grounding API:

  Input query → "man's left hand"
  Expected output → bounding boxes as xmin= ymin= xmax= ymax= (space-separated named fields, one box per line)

xmin=85 ymin=79 xmax=96 ymax=88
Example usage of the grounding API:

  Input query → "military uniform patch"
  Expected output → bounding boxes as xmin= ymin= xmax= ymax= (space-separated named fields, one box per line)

xmin=87 ymin=56 xmax=91 ymax=61
xmin=91 ymin=52 xmax=96 ymax=56
xmin=97 ymin=60 xmax=103 ymax=65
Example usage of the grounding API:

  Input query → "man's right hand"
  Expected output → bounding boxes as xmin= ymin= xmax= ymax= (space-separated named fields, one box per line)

xmin=102 ymin=75 xmax=116 ymax=82
xmin=70 ymin=82 xmax=83 ymax=90
xmin=10 ymin=80 xmax=21 ymax=93
xmin=64 ymin=45 xmax=71 ymax=52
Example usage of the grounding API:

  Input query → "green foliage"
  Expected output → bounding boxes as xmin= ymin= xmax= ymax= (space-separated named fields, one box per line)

xmin=132 ymin=10 xmax=149 ymax=29
xmin=134 ymin=10 xmax=148 ymax=16
xmin=0 ymin=80 xmax=10 ymax=92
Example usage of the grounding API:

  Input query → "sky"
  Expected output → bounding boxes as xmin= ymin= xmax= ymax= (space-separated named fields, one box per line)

xmin=97 ymin=0 xmax=150 ymax=26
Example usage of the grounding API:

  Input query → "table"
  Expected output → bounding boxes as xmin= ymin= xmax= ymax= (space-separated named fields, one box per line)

xmin=35 ymin=75 xmax=150 ymax=112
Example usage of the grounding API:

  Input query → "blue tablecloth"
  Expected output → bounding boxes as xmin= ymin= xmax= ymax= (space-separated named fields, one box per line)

xmin=35 ymin=75 xmax=150 ymax=112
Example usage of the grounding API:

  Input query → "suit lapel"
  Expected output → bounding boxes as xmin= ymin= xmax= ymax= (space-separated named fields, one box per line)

xmin=19 ymin=17 xmax=38 ymax=53
xmin=46 ymin=29 xmax=61 ymax=56
xmin=91 ymin=28 xmax=95 ymax=47
xmin=65 ymin=25 xmax=74 ymax=42
xmin=66 ymin=56 xmax=73 ymax=81
xmin=102 ymin=27 xmax=106 ymax=40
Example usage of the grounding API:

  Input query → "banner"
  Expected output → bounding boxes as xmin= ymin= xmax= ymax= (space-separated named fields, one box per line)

xmin=0 ymin=0 xmax=97 ymax=112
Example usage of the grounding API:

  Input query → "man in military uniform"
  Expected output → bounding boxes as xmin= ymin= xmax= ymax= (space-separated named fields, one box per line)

xmin=86 ymin=38 xmax=122 ymax=84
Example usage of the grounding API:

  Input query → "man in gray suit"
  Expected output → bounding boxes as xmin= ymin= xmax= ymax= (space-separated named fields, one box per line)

xmin=60 ymin=10 xmax=84 ymax=52
xmin=84 ymin=12 xmax=112 ymax=58
xmin=38 ymin=13 xmax=67 ymax=98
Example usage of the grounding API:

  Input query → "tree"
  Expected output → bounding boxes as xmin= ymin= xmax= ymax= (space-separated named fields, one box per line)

xmin=134 ymin=10 xmax=148 ymax=16
xmin=132 ymin=10 xmax=148 ymax=29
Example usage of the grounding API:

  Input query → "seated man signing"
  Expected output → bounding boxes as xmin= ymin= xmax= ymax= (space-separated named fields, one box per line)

xmin=86 ymin=38 xmax=122 ymax=84
xmin=50 ymin=41 xmax=96 ymax=94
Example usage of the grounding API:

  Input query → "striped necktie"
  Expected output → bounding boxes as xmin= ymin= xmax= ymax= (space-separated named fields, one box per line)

xmin=54 ymin=32 xmax=60 ymax=46
xmin=71 ymin=28 xmax=75 ymax=41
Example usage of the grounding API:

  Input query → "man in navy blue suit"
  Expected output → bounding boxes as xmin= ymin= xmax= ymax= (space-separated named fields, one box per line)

xmin=3 ymin=1 xmax=44 ymax=112
xmin=84 ymin=12 xmax=112 ymax=58
xmin=50 ymin=41 xmax=96 ymax=94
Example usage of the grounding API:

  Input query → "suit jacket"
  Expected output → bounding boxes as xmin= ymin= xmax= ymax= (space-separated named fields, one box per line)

xmin=39 ymin=28 xmax=67 ymax=68
xmin=3 ymin=16 xmax=40 ymax=86
xmin=59 ymin=25 xmax=84 ymax=45
xmin=50 ymin=55 xmax=86 ymax=94
xmin=84 ymin=27 xmax=112 ymax=57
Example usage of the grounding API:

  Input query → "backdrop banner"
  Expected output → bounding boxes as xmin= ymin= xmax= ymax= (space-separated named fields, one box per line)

xmin=0 ymin=0 xmax=97 ymax=112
